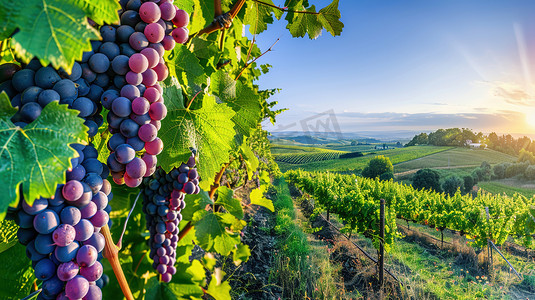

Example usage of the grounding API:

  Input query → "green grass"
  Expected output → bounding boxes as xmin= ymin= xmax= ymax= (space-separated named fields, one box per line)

xmin=478 ymin=181 xmax=535 ymax=198
xmin=276 ymin=145 xmax=451 ymax=173
xmin=394 ymin=148 xmax=517 ymax=174
xmin=269 ymin=178 xmax=344 ymax=299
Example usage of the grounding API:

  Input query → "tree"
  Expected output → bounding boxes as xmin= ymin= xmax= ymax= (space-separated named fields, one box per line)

xmin=361 ymin=155 xmax=393 ymax=179
xmin=406 ymin=132 xmax=428 ymax=146
xmin=462 ymin=175 xmax=474 ymax=194
xmin=412 ymin=168 xmax=441 ymax=192
xmin=442 ymin=176 xmax=464 ymax=196
xmin=525 ymin=165 xmax=535 ymax=180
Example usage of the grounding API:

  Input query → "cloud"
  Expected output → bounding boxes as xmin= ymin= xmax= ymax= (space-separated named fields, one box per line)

xmin=332 ymin=111 xmax=529 ymax=133
xmin=477 ymin=80 xmax=535 ymax=106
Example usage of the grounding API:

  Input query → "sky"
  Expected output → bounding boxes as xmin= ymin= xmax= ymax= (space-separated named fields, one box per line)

xmin=252 ymin=0 xmax=535 ymax=136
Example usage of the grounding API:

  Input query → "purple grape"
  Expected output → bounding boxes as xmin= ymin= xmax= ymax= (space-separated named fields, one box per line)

xmin=149 ymin=102 xmax=167 ymax=120
xmin=111 ymin=55 xmax=130 ymax=75
xmin=138 ymin=123 xmax=157 ymax=142
xmin=83 ymin=285 xmax=102 ymax=300
xmin=145 ymin=137 xmax=163 ymax=155
xmin=22 ymin=197 xmax=48 ymax=215
xmin=126 ymin=71 xmax=143 ymax=85
xmin=161 ymin=35 xmax=175 ymax=51
xmin=129 ymin=32 xmax=149 ymax=51
xmin=76 ymin=245 xmax=98 ymax=267
xmin=88 ymin=53 xmax=110 ymax=73
xmin=111 ymin=96 xmax=132 ymax=117
xmin=159 ymin=2 xmax=176 ymax=21
xmin=55 ymin=241 xmax=80 ymax=263
xmin=152 ymin=63 xmax=168 ymax=81
xmin=80 ymin=261 xmax=103 ymax=282
xmin=101 ymin=89 xmax=120 ymax=110
xmin=65 ymin=275 xmax=89 ymax=299
xmin=142 ymin=153 xmax=157 ymax=169
xmin=126 ymin=157 xmax=147 ymax=179
xmin=149 ymin=43 xmax=165 ymax=56
xmin=62 ymin=180 xmax=83 ymax=202
xmin=124 ymin=172 xmax=143 ymax=187
xmin=80 ymin=201 xmax=98 ymax=219
xmin=145 ymin=23 xmax=165 ymax=43
xmin=131 ymin=112 xmax=151 ymax=125
xmin=33 ymin=209 xmax=60 ymax=234
xmin=139 ymin=2 xmax=161 ymax=23
xmin=90 ymin=210 xmax=109 ymax=228
xmin=74 ymin=219 xmax=94 ymax=242
xmin=52 ymin=224 xmax=76 ymax=246
xmin=140 ymin=48 xmax=160 ymax=68
xmin=115 ymin=144 xmax=136 ymax=164
xmin=120 ymin=84 xmax=140 ymax=100
xmin=83 ymin=232 xmax=105 ymax=252
xmin=57 ymin=261 xmax=79 ymax=281
xmin=183 ymin=181 xmax=195 ymax=194
xmin=34 ymin=258 xmax=56 ymax=281
xmin=172 ymin=9 xmax=189 ymax=27
xmin=132 ymin=97 xmax=150 ymax=115
xmin=171 ymin=27 xmax=188 ymax=44
xmin=143 ymin=86 xmax=160 ymax=103
xmin=142 ymin=69 xmax=158 ymax=86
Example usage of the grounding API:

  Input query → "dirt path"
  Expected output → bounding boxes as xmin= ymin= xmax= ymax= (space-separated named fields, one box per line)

xmin=394 ymin=164 xmax=479 ymax=177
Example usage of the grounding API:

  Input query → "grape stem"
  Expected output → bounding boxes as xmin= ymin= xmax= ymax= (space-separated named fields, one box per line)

xmin=235 ymin=38 xmax=280 ymax=81
xmin=185 ymin=90 xmax=202 ymax=110
xmin=102 ymin=225 xmax=134 ymax=300
xmin=117 ymin=191 xmax=141 ymax=249
xmin=252 ymin=0 xmax=321 ymax=15
xmin=196 ymin=0 xmax=246 ymax=36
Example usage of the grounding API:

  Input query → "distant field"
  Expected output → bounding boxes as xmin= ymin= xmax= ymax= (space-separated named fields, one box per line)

xmin=276 ymin=145 xmax=451 ymax=172
xmin=274 ymin=151 xmax=345 ymax=164
xmin=393 ymin=148 xmax=517 ymax=174
xmin=270 ymin=144 xmax=344 ymax=155
xmin=478 ymin=180 xmax=535 ymax=198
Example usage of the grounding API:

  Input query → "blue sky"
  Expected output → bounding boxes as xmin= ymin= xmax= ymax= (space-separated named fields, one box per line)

xmin=253 ymin=0 xmax=535 ymax=135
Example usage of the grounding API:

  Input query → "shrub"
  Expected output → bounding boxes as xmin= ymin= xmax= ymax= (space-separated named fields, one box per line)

xmin=525 ymin=165 xmax=535 ymax=180
xmin=361 ymin=155 xmax=393 ymax=179
xmin=412 ymin=168 xmax=441 ymax=192
xmin=442 ymin=176 xmax=464 ymax=197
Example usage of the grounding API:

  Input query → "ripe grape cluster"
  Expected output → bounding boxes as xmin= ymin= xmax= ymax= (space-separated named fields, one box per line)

xmin=13 ymin=143 xmax=111 ymax=300
xmin=141 ymin=154 xmax=199 ymax=282
xmin=100 ymin=0 xmax=190 ymax=188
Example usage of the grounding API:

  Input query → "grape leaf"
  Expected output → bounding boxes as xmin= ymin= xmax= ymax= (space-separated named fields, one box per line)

xmin=206 ymin=274 xmax=232 ymax=300
xmin=284 ymin=0 xmax=343 ymax=39
xmin=243 ymin=0 xmax=283 ymax=35
xmin=5 ymin=0 xmax=99 ymax=71
xmin=210 ymin=70 xmax=263 ymax=138
xmin=0 ymin=94 xmax=88 ymax=219
xmin=188 ymin=0 xmax=215 ymax=34
xmin=145 ymin=276 xmax=204 ymax=300
xmin=240 ymin=141 xmax=259 ymax=180
xmin=168 ymin=45 xmax=208 ymax=96
xmin=181 ymin=190 xmax=213 ymax=221
xmin=195 ymin=212 xmax=241 ymax=255
xmin=233 ymin=243 xmax=251 ymax=266
xmin=0 ymin=1 xmax=20 ymax=40
xmin=160 ymin=80 xmax=236 ymax=190
xmin=0 ymin=243 xmax=35 ymax=299
xmin=0 ymin=219 xmax=18 ymax=253
xmin=215 ymin=187 xmax=244 ymax=219
xmin=73 ymin=0 xmax=121 ymax=25
xmin=250 ymin=186 xmax=274 ymax=212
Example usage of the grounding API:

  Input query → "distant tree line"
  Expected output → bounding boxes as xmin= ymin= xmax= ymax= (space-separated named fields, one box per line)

xmin=405 ymin=128 xmax=535 ymax=157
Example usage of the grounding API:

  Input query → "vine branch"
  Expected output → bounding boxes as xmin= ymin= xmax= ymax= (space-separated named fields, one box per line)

xmin=197 ymin=0 xmax=246 ymax=36
xmin=235 ymin=38 xmax=280 ymax=81
xmin=253 ymin=0 xmax=320 ymax=15
xmin=102 ymin=225 xmax=134 ymax=300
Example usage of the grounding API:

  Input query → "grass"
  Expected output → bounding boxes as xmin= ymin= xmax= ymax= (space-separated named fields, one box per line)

xmin=394 ymin=148 xmax=517 ymax=173
xmin=268 ymin=178 xmax=345 ymax=299
xmin=276 ymin=145 xmax=451 ymax=173
xmin=270 ymin=144 xmax=347 ymax=155
xmin=478 ymin=181 xmax=535 ymax=198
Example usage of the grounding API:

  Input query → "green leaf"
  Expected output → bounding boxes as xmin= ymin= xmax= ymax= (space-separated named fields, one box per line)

xmin=233 ymin=243 xmax=251 ymax=266
xmin=284 ymin=0 xmax=343 ymax=39
xmin=188 ymin=0 xmax=215 ymax=34
xmin=169 ymin=45 xmax=208 ymax=96
xmin=0 ymin=243 xmax=35 ymax=299
xmin=73 ymin=0 xmax=121 ymax=25
xmin=240 ymin=141 xmax=259 ymax=180
xmin=317 ymin=0 xmax=343 ymax=37
xmin=0 ymin=219 xmax=18 ymax=253
xmin=206 ymin=274 xmax=232 ymax=300
xmin=0 ymin=1 xmax=20 ymax=40
xmin=195 ymin=212 xmax=241 ymax=255
xmin=243 ymin=0 xmax=283 ymax=35
xmin=210 ymin=70 xmax=263 ymax=138
xmin=250 ymin=186 xmax=274 ymax=212
xmin=0 ymin=95 xmax=88 ymax=219
xmin=215 ymin=187 xmax=244 ymax=219
xmin=159 ymin=82 xmax=236 ymax=190
xmin=181 ymin=190 xmax=212 ymax=221
xmin=145 ymin=277 xmax=203 ymax=300
xmin=6 ymin=0 xmax=100 ymax=71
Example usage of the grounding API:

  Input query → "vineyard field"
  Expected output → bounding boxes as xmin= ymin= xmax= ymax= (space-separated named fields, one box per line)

xmin=479 ymin=181 xmax=535 ymax=198
xmin=274 ymin=151 xmax=345 ymax=164
xmin=394 ymin=148 xmax=517 ymax=173
xmin=276 ymin=145 xmax=451 ymax=172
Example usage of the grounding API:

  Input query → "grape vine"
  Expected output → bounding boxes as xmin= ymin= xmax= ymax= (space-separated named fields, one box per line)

xmin=0 ymin=0 xmax=343 ymax=299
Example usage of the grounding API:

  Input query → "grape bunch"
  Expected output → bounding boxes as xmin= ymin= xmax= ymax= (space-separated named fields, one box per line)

xmin=98 ymin=0 xmax=190 ymax=188
xmin=13 ymin=143 xmax=111 ymax=300
xmin=141 ymin=154 xmax=199 ymax=282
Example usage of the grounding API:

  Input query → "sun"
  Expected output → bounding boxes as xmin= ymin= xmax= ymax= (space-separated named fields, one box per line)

xmin=526 ymin=111 xmax=535 ymax=129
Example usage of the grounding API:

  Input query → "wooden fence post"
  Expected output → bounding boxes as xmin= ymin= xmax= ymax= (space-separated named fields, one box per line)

xmin=379 ymin=199 xmax=385 ymax=290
